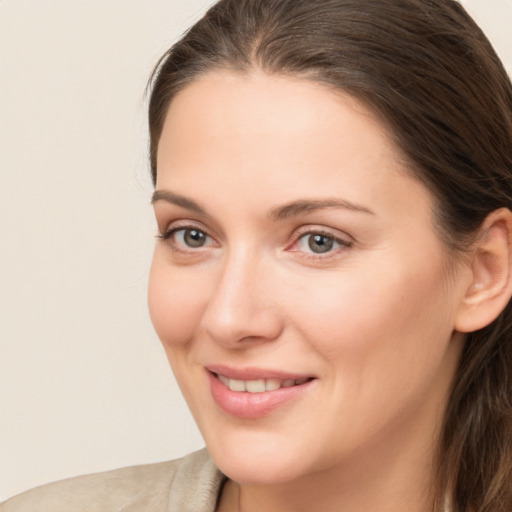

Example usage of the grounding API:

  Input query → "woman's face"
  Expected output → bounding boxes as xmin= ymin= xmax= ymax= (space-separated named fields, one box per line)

xmin=149 ymin=71 xmax=468 ymax=484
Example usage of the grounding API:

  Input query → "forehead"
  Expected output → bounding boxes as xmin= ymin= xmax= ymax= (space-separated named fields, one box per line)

xmin=158 ymin=70 xmax=402 ymax=175
xmin=162 ymin=70 xmax=388 ymax=139
xmin=156 ymin=70 xmax=434 ymax=229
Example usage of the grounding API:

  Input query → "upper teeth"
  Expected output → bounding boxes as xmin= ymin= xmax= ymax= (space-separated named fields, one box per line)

xmin=217 ymin=374 xmax=310 ymax=393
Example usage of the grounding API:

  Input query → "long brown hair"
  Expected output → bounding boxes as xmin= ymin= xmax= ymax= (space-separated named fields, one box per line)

xmin=147 ymin=1 xmax=512 ymax=510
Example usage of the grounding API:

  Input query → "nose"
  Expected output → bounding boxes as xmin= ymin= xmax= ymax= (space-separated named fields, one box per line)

xmin=200 ymin=250 xmax=284 ymax=348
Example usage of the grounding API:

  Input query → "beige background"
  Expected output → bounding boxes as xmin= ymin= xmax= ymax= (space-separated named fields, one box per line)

xmin=0 ymin=0 xmax=511 ymax=501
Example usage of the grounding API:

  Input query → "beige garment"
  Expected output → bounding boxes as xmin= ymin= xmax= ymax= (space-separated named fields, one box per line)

xmin=0 ymin=449 xmax=225 ymax=512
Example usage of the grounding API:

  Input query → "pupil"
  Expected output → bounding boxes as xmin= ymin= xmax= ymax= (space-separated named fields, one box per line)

xmin=185 ymin=229 xmax=205 ymax=247
xmin=309 ymin=234 xmax=333 ymax=254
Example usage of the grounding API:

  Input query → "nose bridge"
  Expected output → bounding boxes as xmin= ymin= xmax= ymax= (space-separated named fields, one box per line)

xmin=201 ymin=245 xmax=282 ymax=346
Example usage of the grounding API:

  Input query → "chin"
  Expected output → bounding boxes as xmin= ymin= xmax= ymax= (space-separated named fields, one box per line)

xmin=204 ymin=430 xmax=315 ymax=485
xmin=214 ymin=453 xmax=306 ymax=485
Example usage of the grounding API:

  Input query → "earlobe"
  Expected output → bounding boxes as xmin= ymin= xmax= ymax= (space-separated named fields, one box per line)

xmin=455 ymin=208 xmax=512 ymax=333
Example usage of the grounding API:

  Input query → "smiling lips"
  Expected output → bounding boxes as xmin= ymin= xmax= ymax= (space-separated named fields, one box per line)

xmin=217 ymin=373 xmax=312 ymax=392
xmin=206 ymin=367 xmax=316 ymax=419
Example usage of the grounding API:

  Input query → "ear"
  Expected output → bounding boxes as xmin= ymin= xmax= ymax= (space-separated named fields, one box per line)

xmin=455 ymin=208 xmax=512 ymax=333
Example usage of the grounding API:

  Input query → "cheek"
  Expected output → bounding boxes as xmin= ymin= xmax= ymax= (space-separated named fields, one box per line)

xmin=280 ymin=259 xmax=459 ymax=450
xmin=148 ymin=255 xmax=208 ymax=349
xmin=286 ymin=255 xmax=456 ymax=378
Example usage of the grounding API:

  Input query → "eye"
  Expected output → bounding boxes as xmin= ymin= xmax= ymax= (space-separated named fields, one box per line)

xmin=294 ymin=231 xmax=351 ymax=255
xmin=159 ymin=227 xmax=214 ymax=250
xmin=176 ymin=228 xmax=208 ymax=248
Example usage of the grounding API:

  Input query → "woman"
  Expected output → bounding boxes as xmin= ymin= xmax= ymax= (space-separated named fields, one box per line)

xmin=2 ymin=0 xmax=511 ymax=511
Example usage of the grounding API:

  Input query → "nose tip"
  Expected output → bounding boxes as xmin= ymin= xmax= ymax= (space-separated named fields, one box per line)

xmin=200 ymin=258 xmax=284 ymax=348
xmin=203 ymin=304 xmax=283 ymax=347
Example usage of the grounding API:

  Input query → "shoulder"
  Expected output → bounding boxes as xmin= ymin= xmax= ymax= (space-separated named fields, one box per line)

xmin=0 ymin=448 xmax=225 ymax=512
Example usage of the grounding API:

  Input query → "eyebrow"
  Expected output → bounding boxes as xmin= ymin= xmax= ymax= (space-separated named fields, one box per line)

xmin=269 ymin=198 xmax=375 ymax=221
xmin=151 ymin=190 xmax=207 ymax=216
xmin=151 ymin=190 xmax=375 ymax=220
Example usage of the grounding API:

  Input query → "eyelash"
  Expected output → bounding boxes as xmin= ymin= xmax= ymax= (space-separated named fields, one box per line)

xmin=157 ymin=225 xmax=352 ymax=259
xmin=157 ymin=224 xmax=216 ymax=254
xmin=290 ymin=228 xmax=353 ymax=259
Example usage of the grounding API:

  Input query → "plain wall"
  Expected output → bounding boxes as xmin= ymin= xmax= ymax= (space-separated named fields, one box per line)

xmin=0 ymin=0 xmax=511 ymax=501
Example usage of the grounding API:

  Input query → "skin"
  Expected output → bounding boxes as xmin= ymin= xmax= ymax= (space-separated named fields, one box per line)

xmin=148 ymin=70 xmax=473 ymax=512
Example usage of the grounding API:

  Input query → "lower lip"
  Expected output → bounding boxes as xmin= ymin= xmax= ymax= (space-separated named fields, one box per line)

xmin=207 ymin=371 xmax=316 ymax=419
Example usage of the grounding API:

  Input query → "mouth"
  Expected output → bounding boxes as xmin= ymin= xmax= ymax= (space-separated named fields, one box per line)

xmin=206 ymin=366 xmax=317 ymax=419
xmin=214 ymin=373 xmax=314 ymax=393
